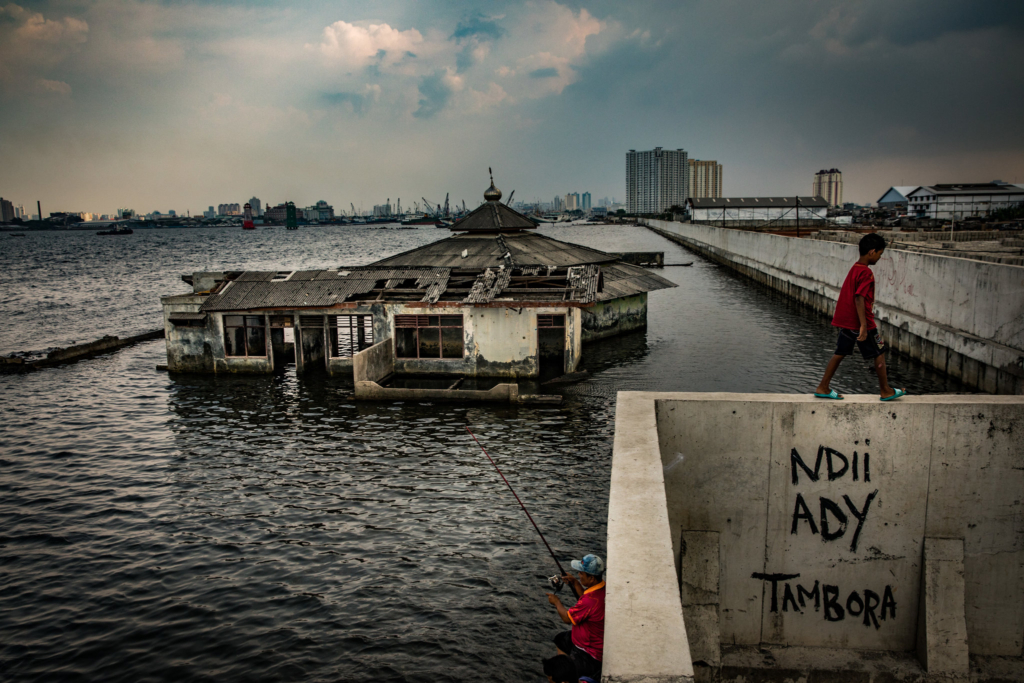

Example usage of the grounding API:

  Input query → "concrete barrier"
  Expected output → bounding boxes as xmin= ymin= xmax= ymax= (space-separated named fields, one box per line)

xmin=607 ymin=392 xmax=1024 ymax=681
xmin=2 ymin=329 xmax=165 ymax=372
xmin=644 ymin=219 xmax=1024 ymax=394
xmin=354 ymin=379 xmax=518 ymax=403
xmin=353 ymin=338 xmax=394 ymax=383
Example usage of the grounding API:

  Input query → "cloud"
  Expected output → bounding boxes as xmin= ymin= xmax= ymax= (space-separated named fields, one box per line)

xmin=413 ymin=68 xmax=462 ymax=119
xmin=451 ymin=14 xmax=504 ymax=73
xmin=0 ymin=3 xmax=88 ymax=87
xmin=528 ymin=67 xmax=558 ymax=79
xmin=315 ymin=20 xmax=425 ymax=70
xmin=323 ymin=84 xmax=381 ymax=115
xmin=36 ymin=78 xmax=71 ymax=95
xmin=451 ymin=15 xmax=505 ymax=43
xmin=468 ymin=82 xmax=509 ymax=112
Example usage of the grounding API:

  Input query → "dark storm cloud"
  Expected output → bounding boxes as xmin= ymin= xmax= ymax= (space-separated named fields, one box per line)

xmin=450 ymin=15 xmax=504 ymax=42
xmin=452 ymin=13 xmax=504 ymax=73
xmin=549 ymin=0 xmax=1024 ymax=198
xmin=413 ymin=70 xmax=453 ymax=119
xmin=0 ymin=0 xmax=1021 ymax=211
xmin=323 ymin=91 xmax=369 ymax=114
xmin=529 ymin=67 xmax=559 ymax=79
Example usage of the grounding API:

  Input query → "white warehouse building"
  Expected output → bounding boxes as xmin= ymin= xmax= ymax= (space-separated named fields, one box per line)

xmin=687 ymin=196 xmax=829 ymax=228
xmin=907 ymin=183 xmax=1024 ymax=220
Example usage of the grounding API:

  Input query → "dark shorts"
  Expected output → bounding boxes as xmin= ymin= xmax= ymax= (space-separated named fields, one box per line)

xmin=835 ymin=327 xmax=887 ymax=360
xmin=553 ymin=630 xmax=601 ymax=681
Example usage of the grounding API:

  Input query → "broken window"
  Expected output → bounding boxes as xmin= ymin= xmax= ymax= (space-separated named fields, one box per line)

xmin=537 ymin=314 xmax=566 ymax=328
xmin=169 ymin=312 xmax=206 ymax=327
xmin=224 ymin=314 xmax=267 ymax=357
xmin=395 ymin=314 xmax=464 ymax=359
xmin=329 ymin=315 xmax=374 ymax=358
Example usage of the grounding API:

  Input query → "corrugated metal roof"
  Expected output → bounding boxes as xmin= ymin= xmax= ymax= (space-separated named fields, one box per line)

xmin=688 ymin=196 xmax=829 ymax=209
xmin=596 ymin=263 xmax=675 ymax=301
xmin=911 ymin=184 xmax=1024 ymax=197
xmin=449 ymin=200 xmax=537 ymax=232
xmin=567 ymin=264 xmax=600 ymax=303
xmin=236 ymin=271 xmax=277 ymax=282
xmin=201 ymin=267 xmax=448 ymax=311
xmin=197 ymin=250 xmax=676 ymax=312
xmin=369 ymin=232 xmax=614 ymax=269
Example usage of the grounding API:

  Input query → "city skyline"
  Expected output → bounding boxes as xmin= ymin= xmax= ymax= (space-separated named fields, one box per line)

xmin=1 ymin=1 xmax=1022 ymax=212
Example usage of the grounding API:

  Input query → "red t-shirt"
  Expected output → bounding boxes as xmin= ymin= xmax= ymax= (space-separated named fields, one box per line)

xmin=832 ymin=263 xmax=876 ymax=330
xmin=568 ymin=581 xmax=605 ymax=661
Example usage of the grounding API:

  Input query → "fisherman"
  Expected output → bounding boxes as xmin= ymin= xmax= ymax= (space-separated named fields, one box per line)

xmin=546 ymin=553 xmax=605 ymax=681
xmin=541 ymin=654 xmax=577 ymax=683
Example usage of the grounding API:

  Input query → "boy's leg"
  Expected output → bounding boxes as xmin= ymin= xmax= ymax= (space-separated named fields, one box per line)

xmin=874 ymin=353 xmax=895 ymax=398
xmin=816 ymin=354 xmax=845 ymax=395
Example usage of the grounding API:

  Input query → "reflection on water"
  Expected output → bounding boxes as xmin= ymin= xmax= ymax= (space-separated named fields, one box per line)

xmin=0 ymin=225 xmax=968 ymax=682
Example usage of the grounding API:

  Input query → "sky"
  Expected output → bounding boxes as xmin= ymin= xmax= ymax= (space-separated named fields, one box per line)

xmin=1 ymin=0 xmax=1023 ymax=215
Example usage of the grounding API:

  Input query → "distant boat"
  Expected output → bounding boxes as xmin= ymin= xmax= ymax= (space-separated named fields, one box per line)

xmin=534 ymin=213 xmax=569 ymax=224
xmin=401 ymin=214 xmax=441 ymax=226
xmin=9 ymin=233 xmax=26 ymax=237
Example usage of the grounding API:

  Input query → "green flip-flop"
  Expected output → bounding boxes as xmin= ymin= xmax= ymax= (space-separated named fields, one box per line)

xmin=814 ymin=389 xmax=843 ymax=400
xmin=881 ymin=388 xmax=907 ymax=402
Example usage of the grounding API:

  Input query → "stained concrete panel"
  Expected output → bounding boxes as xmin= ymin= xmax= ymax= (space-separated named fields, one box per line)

xmin=926 ymin=403 xmax=1024 ymax=655
xmin=761 ymin=402 xmax=933 ymax=650
xmin=917 ymin=538 xmax=969 ymax=675
xmin=656 ymin=399 xmax=774 ymax=645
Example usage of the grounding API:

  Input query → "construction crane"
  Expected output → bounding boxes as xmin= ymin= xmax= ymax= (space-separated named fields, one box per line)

xmin=443 ymin=193 xmax=449 ymax=218
xmin=350 ymin=203 xmax=357 ymax=217
xmin=506 ymin=190 xmax=515 ymax=206
xmin=422 ymin=197 xmax=437 ymax=217
xmin=397 ymin=198 xmax=401 ymax=216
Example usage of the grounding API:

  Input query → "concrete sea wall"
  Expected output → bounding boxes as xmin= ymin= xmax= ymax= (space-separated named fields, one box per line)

xmin=644 ymin=219 xmax=1024 ymax=394
xmin=606 ymin=392 xmax=1024 ymax=681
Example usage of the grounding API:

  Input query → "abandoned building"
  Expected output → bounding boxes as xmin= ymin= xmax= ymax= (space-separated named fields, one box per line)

xmin=161 ymin=179 xmax=675 ymax=389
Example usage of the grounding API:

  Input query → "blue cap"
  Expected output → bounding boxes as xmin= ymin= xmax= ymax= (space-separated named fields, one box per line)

xmin=570 ymin=554 xmax=605 ymax=577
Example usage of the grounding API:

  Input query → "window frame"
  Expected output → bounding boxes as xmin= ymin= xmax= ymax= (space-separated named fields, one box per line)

xmin=223 ymin=314 xmax=268 ymax=358
xmin=328 ymin=314 xmax=375 ymax=359
xmin=394 ymin=314 xmax=465 ymax=360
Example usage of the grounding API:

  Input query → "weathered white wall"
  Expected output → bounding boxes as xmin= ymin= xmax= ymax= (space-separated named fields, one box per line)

xmin=161 ymin=298 xmax=273 ymax=374
xmin=620 ymin=393 xmax=1023 ymax=656
xmin=645 ymin=220 xmax=1024 ymax=394
xmin=387 ymin=305 xmax=581 ymax=377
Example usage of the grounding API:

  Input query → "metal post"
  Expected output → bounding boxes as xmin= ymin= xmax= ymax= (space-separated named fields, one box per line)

xmin=950 ymin=196 xmax=955 ymax=238
xmin=796 ymin=196 xmax=800 ymax=237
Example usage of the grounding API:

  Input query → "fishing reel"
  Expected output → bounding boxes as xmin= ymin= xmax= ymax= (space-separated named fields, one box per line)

xmin=548 ymin=575 xmax=565 ymax=593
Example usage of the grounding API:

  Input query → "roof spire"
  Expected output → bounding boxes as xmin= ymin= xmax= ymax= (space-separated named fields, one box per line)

xmin=484 ymin=167 xmax=502 ymax=202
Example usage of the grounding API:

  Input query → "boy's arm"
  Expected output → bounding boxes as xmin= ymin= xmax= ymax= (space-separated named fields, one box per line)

xmin=855 ymin=296 xmax=868 ymax=340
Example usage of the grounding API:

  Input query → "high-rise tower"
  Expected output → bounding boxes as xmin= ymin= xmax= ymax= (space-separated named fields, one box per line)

xmin=813 ymin=169 xmax=843 ymax=207
xmin=626 ymin=148 xmax=689 ymax=214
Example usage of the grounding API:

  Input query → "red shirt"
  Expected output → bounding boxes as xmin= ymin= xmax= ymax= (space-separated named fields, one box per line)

xmin=568 ymin=581 xmax=605 ymax=661
xmin=832 ymin=263 xmax=876 ymax=330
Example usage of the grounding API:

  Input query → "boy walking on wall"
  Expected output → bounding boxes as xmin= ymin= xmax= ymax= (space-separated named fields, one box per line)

xmin=815 ymin=233 xmax=906 ymax=401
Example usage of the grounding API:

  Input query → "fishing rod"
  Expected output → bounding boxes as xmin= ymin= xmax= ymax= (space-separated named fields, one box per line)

xmin=465 ymin=427 xmax=572 ymax=592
